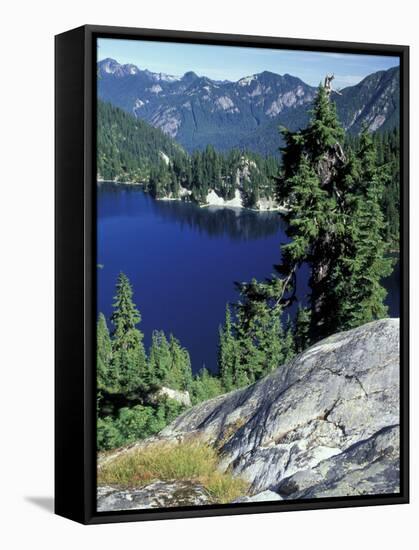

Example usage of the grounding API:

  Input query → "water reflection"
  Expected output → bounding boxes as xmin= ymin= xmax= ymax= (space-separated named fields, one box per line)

xmin=98 ymin=183 xmax=287 ymax=241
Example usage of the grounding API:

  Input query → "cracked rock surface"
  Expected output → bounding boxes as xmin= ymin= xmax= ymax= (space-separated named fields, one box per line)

xmin=160 ymin=318 xmax=400 ymax=495
xmin=276 ymin=425 xmax=400 ymax=498
xmin=98 ymin=319 xmax=400 ymax=504
xmin=97 ymin=481 xmax=210 ymax=511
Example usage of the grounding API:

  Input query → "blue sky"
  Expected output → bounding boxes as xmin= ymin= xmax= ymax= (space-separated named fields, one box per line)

xmin=98 ymin=38 xmax=399 ymax=89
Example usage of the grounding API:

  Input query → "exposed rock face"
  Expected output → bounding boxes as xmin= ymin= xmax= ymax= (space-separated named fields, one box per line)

xmin=98 ymin=319 xmax=399 ymax=507
xmin=335 ymin=67 xmax=400 ymax=134
xmin=234 ymin=490 xmax=283 ymax=503
xmin=147 ymin=386 xmax=191 ymax=407
xmin=158 ymin=151 xmax=170 ymax=166
xmin=204 ymin=189 xmax=243 ymax=208
xmin=159 ymin=318 xmax=399 ymax=496
xmin=97 ymin=481 xmax=210 ymax=511
xmin=276 ymin=425 xmax=400 ymax=499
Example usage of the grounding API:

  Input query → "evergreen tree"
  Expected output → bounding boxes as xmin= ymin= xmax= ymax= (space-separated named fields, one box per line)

xmin=218 ymin=305 xmax=236 ymax=391
xmin=96 ymin=275 xmax=201 ymax=452
xmin=331 ymin=129 xmax=393 ymax=329
xmin=282 ymin=316 xmax=296 ymax=362
xmin=110 ymin=272 xmax=147 ymax=393
xmin=148 ymin=161 xmax=171 ymax=198
xmin=293 ymin=306 xmax=311 ymax=354
xmin=190 ymin=368 xmax=224 ymax=405
xmin=167 ymin=334 xmax=193 ymax=391
xmin=221 ymin=279 xmax=289 ymax=388
xmin=147 ymin=331 xmax=193 ymax=391
xmin=275 ymin=84 xmax=393 ymax=343
xmin=346 ymin=127 xmax=400 ymax=248
xmin=97 ymin=313 xmax=116 ymax=391
xmin=305 ymin=84 xmax=345 ymax=159
xmin=148 ymin=330 xmax=171 ymax=387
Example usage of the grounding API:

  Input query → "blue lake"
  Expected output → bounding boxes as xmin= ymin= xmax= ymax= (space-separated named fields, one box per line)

xmin=97 ymin=184 xmax=400 ymax=374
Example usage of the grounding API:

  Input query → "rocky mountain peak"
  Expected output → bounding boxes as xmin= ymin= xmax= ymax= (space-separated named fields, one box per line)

xmin=98 ymin=57 xmax=121 ymax=74
xmin=98 ymin=62 xmax=400 ymax=154
xmin=98 ymin=58 xmax=141 ymax=77
xmin=182 ymin=70 xmax=199 ymax=81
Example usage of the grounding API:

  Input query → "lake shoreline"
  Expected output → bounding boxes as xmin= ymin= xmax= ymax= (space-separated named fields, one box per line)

xmin=97 ymin=179 xmax=289 ymax=214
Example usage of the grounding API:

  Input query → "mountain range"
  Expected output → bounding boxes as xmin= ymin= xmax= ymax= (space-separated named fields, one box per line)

xmin=97 ymin=58 xmax=399 ymax=155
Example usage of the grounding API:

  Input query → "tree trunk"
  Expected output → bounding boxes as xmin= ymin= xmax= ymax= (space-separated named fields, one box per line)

xmin=309 ymin=236 xmax=334 ymax=342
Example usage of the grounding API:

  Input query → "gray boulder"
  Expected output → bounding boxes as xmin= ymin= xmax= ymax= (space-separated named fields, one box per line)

xmin=97 ymin=480 xmax=210 ymax=511
xmin=147 ymin=386 xmax=191 ymax=407
xmin=160 ymin=318 xmax=399 ymax=494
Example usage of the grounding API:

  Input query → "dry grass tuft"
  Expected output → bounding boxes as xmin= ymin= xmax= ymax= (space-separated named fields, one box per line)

xmin=98 ymin=440 xmax=248 ymax=504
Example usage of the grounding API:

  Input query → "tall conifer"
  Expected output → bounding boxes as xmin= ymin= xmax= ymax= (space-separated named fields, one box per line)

xmin=97 ymin=313 xmax=115 ymax=391
xmin=276 ymin=83 xmax=393 ymax=343
xmin=110 ymin=272 xmax=147 ymax=393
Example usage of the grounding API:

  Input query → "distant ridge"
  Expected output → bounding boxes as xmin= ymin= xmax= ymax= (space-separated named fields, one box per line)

xmin=97 ymin=59 xmax=400 ymax=155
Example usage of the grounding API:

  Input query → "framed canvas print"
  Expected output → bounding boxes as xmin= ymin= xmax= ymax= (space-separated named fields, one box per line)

xmin=55 ymin=25 xmax=409 ymax=524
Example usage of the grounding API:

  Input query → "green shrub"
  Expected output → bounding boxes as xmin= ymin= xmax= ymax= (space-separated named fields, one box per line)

xmin=97 ymin=399 xmax=186 ymax=451
xmin=190 ymin=368 xmax=224 ymax=405
xmin=97 ymin=416 xmax=122 ymax=450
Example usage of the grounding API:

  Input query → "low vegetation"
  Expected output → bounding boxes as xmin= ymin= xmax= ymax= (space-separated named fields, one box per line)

xmin=98 ymin=440 xmax=249 ymax=504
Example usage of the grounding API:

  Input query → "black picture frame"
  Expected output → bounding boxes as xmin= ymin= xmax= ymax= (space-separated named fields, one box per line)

xmin=55 ymin=24 xmax=409 ymax=525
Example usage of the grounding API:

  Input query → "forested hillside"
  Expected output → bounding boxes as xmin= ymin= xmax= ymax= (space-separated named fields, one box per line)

xmin=98 ymin=100 xmax=280 ymax=208
xmin=97 ymin=100 xmax=186 ymax=183
xmin=346 ymin=127 xmax=400 ymax=247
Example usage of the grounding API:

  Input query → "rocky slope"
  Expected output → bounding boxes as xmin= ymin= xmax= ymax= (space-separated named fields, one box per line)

xmin=97 ymin=59 xmax=400 ymax=155
xmin=335 ymin=67 xmax=400 ymax=134
xmin=98 ymin=318 xmax=400 ymax=510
